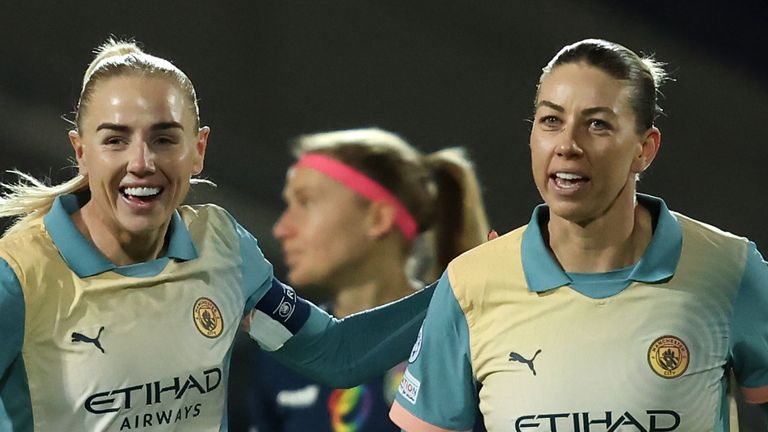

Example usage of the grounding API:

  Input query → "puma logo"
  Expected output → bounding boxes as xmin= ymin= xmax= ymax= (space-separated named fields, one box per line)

xmin=509 ymin=349 xmax=542 ymax=375
xmin=71 ymin=326 xmax=105 ymax=354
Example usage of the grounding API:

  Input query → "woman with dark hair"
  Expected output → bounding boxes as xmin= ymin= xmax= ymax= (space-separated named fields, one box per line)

xmin=390 ymin=39 xmax=768 ymax=431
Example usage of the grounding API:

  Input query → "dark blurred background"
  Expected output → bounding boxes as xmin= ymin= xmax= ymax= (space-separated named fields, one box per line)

xmin=2 ymin=1 xmax=767 ymax=430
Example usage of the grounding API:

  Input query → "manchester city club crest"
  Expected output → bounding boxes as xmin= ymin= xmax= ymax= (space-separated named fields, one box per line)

xmin=647 ymin=335 xmax=689 ymax=379
xmin=193 ymin=297 xmax=224 ymax=338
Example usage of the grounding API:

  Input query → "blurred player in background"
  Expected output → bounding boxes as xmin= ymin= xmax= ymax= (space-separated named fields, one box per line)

xmin=245 ymin=128 xmax=490 ymax=431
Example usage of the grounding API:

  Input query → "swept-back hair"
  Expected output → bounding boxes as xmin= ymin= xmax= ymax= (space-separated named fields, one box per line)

xmin=1 ymin=38 xmax=207 ymax=237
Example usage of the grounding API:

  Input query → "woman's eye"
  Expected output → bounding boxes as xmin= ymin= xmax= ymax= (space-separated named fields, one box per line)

xmin=589 ymin=119 xmax=612 ymax=131
xmin=539 ymin=115 xmax=561 ymax=129
xmin=154 ymin=136 xmax=178 ymax=146
xmin=104 ymin=136 xmax=126 ymax=146
xmin=290 ymin=193 xmax=308 ymax=208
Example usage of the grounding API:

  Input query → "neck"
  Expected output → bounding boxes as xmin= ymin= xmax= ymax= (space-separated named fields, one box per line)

xmin=330 ymin=239 xmax=417 ymax=318
xmin=74 ymin=203 xmax=169 ymax=266
xmin=332 ymin=272 xmax=416 ymax=318
xmin=547 ymin=191 xmax=652 ymax=273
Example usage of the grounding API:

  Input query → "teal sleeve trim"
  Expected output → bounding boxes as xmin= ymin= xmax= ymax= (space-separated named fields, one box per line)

xmin=394 ymin=273 xmax=477 ymax=430
xmin=0 ymin=258 xmax=33 ymax=431
xmin=715 ymin=375 xmax=729 ymax=432
xmin=0 ymin=258 xmax=23 ymax=376
xmin=267 ymin=283 xmax=436 ymax=388
xmin=0 ymin=356 xmax=33 ymax=431
xmin=225 ymin=215 xmax=275 ymax=317
xmin=731 ymin=241 xmax=768 ymax=387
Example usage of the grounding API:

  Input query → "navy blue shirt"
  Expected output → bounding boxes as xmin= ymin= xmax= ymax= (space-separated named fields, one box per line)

xmin=248 ymin=341 xmax=405 ymax=432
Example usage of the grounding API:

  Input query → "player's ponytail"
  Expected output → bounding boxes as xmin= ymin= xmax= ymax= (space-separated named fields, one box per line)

xmin=0 ymin=172 xmax=88 ymax=236
xmin=419 ymin=148 xmax=489 ymax=280
xmin=292 ymin=128 xmax=490 ymax=282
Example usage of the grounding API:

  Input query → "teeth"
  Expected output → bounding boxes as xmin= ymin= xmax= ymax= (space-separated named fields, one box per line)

xmin=555 ymin=172 xmax=583 ymax=180
xmin=123 ymin=187 xmax=161 ymax=197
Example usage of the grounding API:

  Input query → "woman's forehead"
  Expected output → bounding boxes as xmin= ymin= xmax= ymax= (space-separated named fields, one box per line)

xmin=286 ymin=168 xmax=333 ymax=192
xmin=82 ymin=76 xmax=194 ymax=128
xmin=537 ymin=63 xmax=632 ymax=111
xmin=286 ymin=167 xmax=360 ymax=200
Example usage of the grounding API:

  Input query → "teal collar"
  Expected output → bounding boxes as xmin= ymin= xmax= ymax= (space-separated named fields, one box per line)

xmin=44 ymin=194 xmax=198 ymax=277
xmin=521 ymin=194 xmax=682 ymax=293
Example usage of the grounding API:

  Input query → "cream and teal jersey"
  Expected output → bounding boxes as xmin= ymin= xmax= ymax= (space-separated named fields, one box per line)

xmin=390 ymin=194 xmax=768 ymax=432
xmin=0 ymin=194 xmax=432 ymax=432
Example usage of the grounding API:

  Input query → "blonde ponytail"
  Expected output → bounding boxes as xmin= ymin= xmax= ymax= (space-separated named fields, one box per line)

xmin=0 ymin=171 xmax=88 ymax=236
xmin=81 ymin=38 xmax=144 ymax=92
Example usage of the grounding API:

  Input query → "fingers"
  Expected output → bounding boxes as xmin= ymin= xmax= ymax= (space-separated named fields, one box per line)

xmin=240 ymin=312 xmax=253 ymax=332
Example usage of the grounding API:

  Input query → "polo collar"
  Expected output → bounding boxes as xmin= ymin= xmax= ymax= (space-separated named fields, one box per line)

xmin=44 ymin=194 xmax=198 ymax=277
xmin=521 ymin=194 xmax=682 ymax=293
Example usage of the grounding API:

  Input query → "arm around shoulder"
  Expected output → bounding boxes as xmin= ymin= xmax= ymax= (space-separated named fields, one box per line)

xmin=233 ymin=210 xmax=437 ymax=388
xmin=248 ymin=279 xmax=436 ymax=388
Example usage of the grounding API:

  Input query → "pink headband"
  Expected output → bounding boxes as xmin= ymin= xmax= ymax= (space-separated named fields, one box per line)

xmin=294 ymin=154 xmax=419 ymax=240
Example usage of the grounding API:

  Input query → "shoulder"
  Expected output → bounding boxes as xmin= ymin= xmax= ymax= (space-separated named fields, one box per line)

xmin=446 ymin=225 xmax=528 ymax=307
xmin=178 ymin=205 xmax=272 ymax=290
xmin=669 ymin=211 xmax=752 ymax=293
xmin=674 ymin=212 xmax=749 ymax=259
xmin=178 ymin=203 xmax=235 ymax=226
xmin=675 ymin=212 xmax=747 ymax=244
xmin=177 ymin=204 xmax=242 ymax=244
xmin=450 ymin=225 xmax=526 ymax=270
xmin=0 ymin=218 xmax=53 ymax=277
xmin=0 ymin=218 xmax=47 ymax=251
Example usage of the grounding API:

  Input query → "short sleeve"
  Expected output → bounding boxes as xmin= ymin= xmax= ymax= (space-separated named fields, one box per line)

xmin=390 ymin=272 xmax=477 ymax=432
xmin=0 ymin=257 xmax=24 ymax=374
xmin=226 ymin=216 xmax=277 ymax=316
xmin=731 ymin=241 xmax=768 ymax=403
xmin=226 ymin=215 xmax=313 ymax=351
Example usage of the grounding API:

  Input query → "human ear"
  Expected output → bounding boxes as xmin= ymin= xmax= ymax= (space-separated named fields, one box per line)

xmin=632 ymin=127 xmax=661 ymax=173
xmin=68 ymin=130 xmax=88 ymax=176
xmin=192 ymin=126 xmax=210 ymax=175
xmin=366 ymin=201 xmax=398 ymax=239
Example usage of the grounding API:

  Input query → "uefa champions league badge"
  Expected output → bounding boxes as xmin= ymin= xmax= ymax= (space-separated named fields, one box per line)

xmin=409 ymin=326 xmax=423 ymax=363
